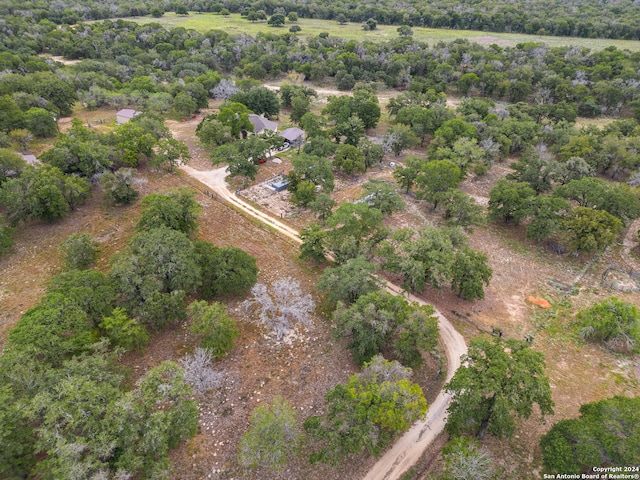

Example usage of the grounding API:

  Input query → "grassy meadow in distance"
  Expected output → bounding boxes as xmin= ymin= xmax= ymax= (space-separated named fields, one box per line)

xmin=128 ymin=12 xmax=640 ymax=51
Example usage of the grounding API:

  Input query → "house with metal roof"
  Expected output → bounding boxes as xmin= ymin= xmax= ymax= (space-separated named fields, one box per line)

xmin=248 ymin=114 xmax=277 ymax=135
xmin=279 ymin=127 xmax=305 ymax=144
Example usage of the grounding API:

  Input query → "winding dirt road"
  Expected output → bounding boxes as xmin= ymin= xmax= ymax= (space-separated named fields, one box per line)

xmin=180 ymin=164 xmax=467 ymax=480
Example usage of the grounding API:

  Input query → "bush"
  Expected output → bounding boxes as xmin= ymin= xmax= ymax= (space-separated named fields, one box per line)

xmin=238 ymin=397 xmax=301 ymax=470
xmin=61 ymin=232 xmax=99 ymax=270
xmin=100 ymin=307 xmax=149 ymax=351
xmin=187 ymin=300 xmax=238 ymax=357
xmin=100 ymin=168 xmax=139 ymax=205
xmin=577 ymin=297 xmax=640 ymax=353
xmin=195 ymin=240 xmax=258 ymax=299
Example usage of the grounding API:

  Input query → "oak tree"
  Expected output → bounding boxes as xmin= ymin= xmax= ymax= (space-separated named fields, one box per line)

xmin=445 ymin=338 xmax=554 ymax=439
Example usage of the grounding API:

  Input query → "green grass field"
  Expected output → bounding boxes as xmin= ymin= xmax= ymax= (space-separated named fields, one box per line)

xmin=128 ymin=12 xmax=640 ymax=52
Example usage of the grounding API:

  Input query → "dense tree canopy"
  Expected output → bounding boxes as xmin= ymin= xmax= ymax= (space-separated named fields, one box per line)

xmin=194 ymin=240 xmax=258 ymax=300
xmin=540 ymin=396 xmax=640 ymax=474
xmin=109 ymin=227 xmax=200 ymax=328
xmin=445 ymin=338 xmax=554 ymax=439
xmin=136 ymin=188 xmax=201 ymax=235
xmin=334 ymin=290 xmax=439 ymax=368
xmin=304 ymin=356 xmax=427 ymax=464
xmin=0 ymin=164 xmax=91 ymax=225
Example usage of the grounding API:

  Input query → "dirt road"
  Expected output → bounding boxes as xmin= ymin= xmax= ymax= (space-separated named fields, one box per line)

xmin=364 ymin=281 xmax=466 ymax=480
xmin=179 ymin=164 xmax=467 ymax=480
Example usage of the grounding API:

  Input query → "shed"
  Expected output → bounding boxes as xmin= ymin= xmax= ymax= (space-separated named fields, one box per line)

xmin=116 ymin=109 xmax=142 ymax=125
xmin=279 ymin=127 xmax=305 ymax=144
xmin=249 ymin=114 xmax=277 ymax=135
xmin=271 ymin=176 xmax=290 ymax=192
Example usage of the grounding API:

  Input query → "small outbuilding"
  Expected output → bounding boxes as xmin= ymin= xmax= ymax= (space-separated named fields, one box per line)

xmin=116 ymin=109 xmax=142 ymax=125
xmin=279 ymin=127 xmax=305 ymax=144
xmin=271 ymin=175 xmax=290 ymax=192
xmin=248 ymin=114 xmax=277 ymax=135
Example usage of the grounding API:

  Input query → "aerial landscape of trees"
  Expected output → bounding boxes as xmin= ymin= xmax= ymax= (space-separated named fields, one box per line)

xmin=0 ymin=0 xmax=639 ymax=478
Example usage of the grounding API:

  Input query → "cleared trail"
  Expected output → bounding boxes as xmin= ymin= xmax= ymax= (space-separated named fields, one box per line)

xmin=180 ymin=164 xmax=467 ymax=480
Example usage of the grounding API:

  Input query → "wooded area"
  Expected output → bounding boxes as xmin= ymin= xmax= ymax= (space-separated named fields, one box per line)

xmin=1 ymin=2 xmax=639 ymax=479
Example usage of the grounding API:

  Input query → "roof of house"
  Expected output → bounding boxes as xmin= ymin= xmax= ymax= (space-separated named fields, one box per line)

xmin=280 ymin=127 xmax=305 ymax=142
xmin=249 ymin=114 xmax=277 ymax=134
xmin=20 ymin=154 xmax=38 ymax=165
xmin=116 ymin=108 xmax=142 ymax=119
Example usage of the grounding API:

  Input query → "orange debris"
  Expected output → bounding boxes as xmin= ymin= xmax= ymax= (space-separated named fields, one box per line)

xmin=527 ymin=296 xmax=552 ymax=308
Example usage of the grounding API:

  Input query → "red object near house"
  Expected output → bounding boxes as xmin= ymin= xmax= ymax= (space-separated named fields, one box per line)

xmin=259 ymin=158 xmax=266 ymax=163
xmin=191 ymin=115 xmax=197 ymax=119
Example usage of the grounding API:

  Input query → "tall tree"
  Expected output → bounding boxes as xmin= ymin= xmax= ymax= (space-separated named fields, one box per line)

xmin=383 ymin=125 xmax=419 ymax=156
xmin=290 ymin=153 xmax=334 ymax=192
xmin=217 ymin=102 xmax=254 ymax=138
xmin=333 ymin=290 xmax=439 ymax=367
xmin=109 ymin=227 xmax=200 ymax=328
xmin=136 ymin=188 xmax=200 ymax=235
xmin=562 ymin=207 xmax=623 ymax=254
xmin=230 ymin=87 xmax=280 ymax=118
xmin=440 ymin=189 xmax=484 ymax=231
xmin=47 ymin=269 xmax=115 ymax=325
xmin=111 ymin=122 xmax=156 ymax=168
xmin=488 ymin=179 xmax=536 ymax=225
xmin=525 ymin=196 xmax=571 ymax=242
xmin=211 ymin=143 xmax=257 ymax=180
xmin=450 ymin=247 xmax=493 ymax=301
xmin=299 ymin=223 xmax=327 ymax=263
xmin=393 ymin=155 xmax=425 ymax=193
xmin=360 ymin=180 xmax=405 ymax=216
xmin=445 ymin=338 xmax=554 ymax=439
xmin=152 ymin=137 xmax=190 ymax=172
xmin=333 ymin=144 xmax=366 ymax=175
xmin=304 ymin=356 xmax=427 ymax=464
xmin=194 ymin=240 xmax=258 ymax=300
xmin=325 ymin=203 xmax=387 ymax=264
xmin=23 ymin=108 xmax=57 ymax=138
xmin=0 ymin=164 xmax=91 ymax=225
xmin=323 ymin=89 xmax=381 ymax=130
xmin=317 ymin=256 xmax=379 ymax=309
xmin=554 ymin=177 xmax=640 ymax=224
xmin=415 ymin=160 xmax=462 ymax=209
xmin=0 ymin=149 xmax=26 ymax=185
xmin=6 ymin=293 xmax=94 ymax=363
